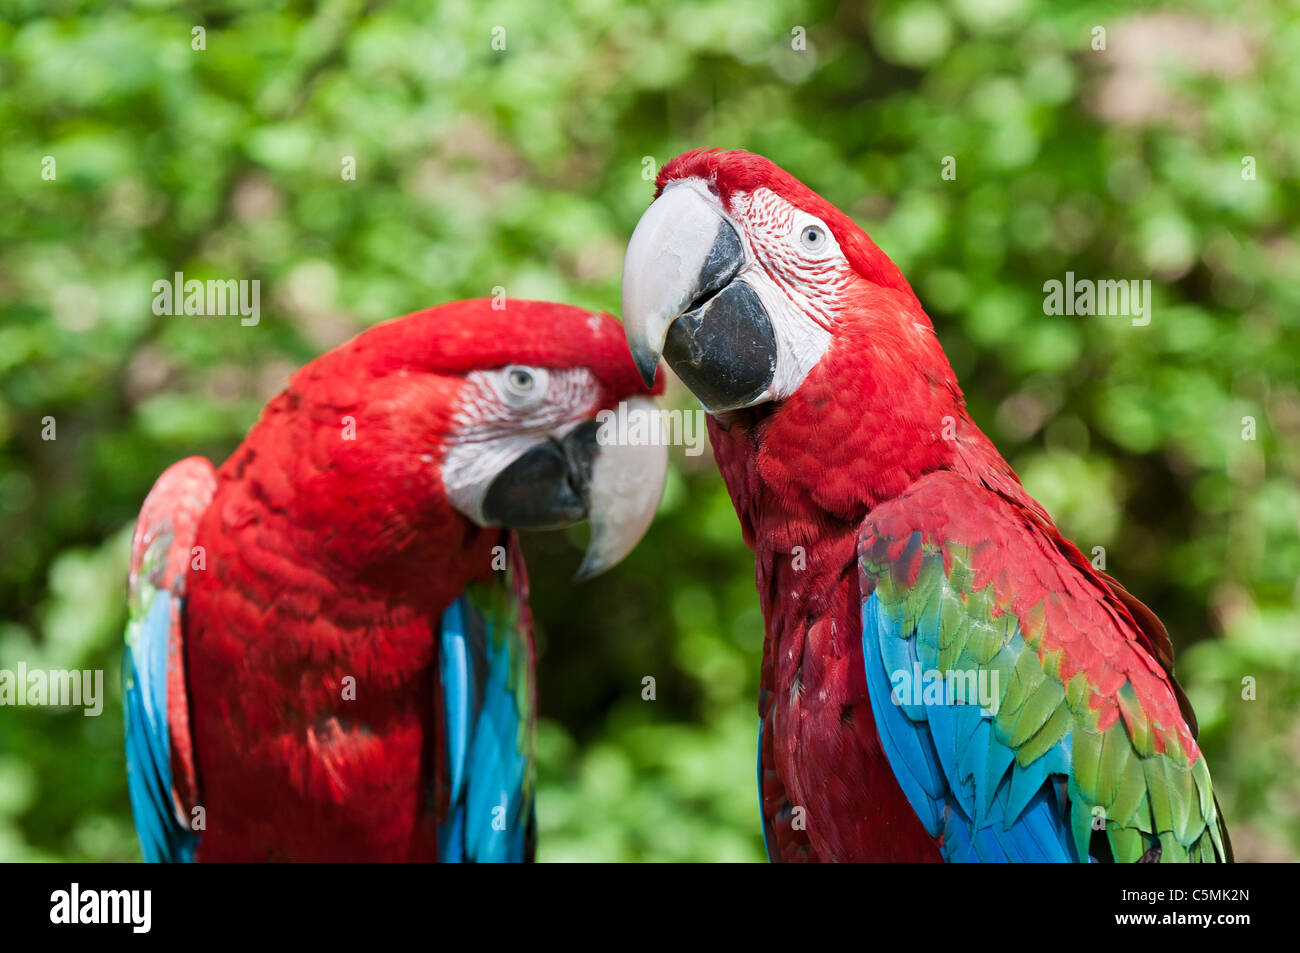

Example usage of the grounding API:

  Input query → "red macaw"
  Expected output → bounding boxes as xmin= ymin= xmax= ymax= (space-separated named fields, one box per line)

xmin=123 ymin=299 xmax=665 ymax=861
xmin=620 ymin=149 xmax=1230 ymax=863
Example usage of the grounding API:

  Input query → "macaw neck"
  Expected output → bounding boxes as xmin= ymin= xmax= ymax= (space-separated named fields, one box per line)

xmin=706 ymin=288 xmax=1029 ymax=552
xmin=708 ymin=361 xmax=959 ymax=543
xmin=708 ymin=404 xmax=863 ymax=630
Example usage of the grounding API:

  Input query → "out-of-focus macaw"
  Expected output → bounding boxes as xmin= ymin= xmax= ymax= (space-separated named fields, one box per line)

xmin=123 ymin=299 xmax=665 ymax=862
xmin=620 ymin=149 xmax=1230 ymax=863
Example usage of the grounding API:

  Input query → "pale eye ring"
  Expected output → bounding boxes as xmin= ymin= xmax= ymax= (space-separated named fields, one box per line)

xmin=799 ymin=224 xmax=828 ymax=253
xmin=504 ymin=366 xmax=536 ymax=397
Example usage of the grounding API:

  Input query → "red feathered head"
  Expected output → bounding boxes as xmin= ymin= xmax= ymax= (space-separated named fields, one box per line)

xmin=623 ymin=148 xmax=947 ymax=417
xmin=236 ymin=299 xmax=666 ymax=581
xmin=655 ymin=149 xmax=916 ymax=298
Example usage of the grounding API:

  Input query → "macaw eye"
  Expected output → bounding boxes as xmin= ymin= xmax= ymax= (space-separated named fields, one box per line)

xmin=799 ymin=224 xmax=827 ymax=253
xmin=504 ymin=366 xmax=536 ymax=397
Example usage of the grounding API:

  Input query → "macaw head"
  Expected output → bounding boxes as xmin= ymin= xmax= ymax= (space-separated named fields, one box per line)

xmin=281 ymin=299 xmax=666 ymax=581
xmin=621 ymin=149 xmax=1020 ymax=521
xmin=621 ymin=148 xmax=946 ymax=416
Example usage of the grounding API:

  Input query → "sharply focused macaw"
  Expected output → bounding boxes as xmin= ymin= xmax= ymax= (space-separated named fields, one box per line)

xmin=123 ymin=299 xmax=666 ymax=862
xmin=620 ymin=149 xmax=1231 ymax=863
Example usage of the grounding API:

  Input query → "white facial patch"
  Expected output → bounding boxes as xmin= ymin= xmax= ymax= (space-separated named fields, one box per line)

xmin=441 ymin=365 xmax=598 ymax=525
xmin=728 ymin=187 xmax=848 ymax=403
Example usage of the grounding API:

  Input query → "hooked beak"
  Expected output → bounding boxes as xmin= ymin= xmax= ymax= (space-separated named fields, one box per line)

xmin=480 ymin=396 xmax=667 ymax=579
xmin=621 ymin=182 xmax=777 ymax=414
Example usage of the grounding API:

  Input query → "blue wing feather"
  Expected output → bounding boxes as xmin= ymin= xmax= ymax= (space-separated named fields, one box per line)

xmin=862 ymin=589 xmax=1080 ymax=862
xmin=439 ymin=596 xmax=472 ymax=809
xmin=437 ymin=581 xmax=534 ymax=863
xmin=123 ymin=458 xmax=213 ymax=863
xmin=756 ymin=718 xmax=779 ymax=862
xmin=123 ymin=588 xmax=197 ymax=863
xmin=861 ymin=596 xmax=946 ymax=834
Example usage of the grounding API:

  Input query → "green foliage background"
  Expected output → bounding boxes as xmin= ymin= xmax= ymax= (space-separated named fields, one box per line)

xmin=1 ymin=0 xmax=1297 ymax=861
